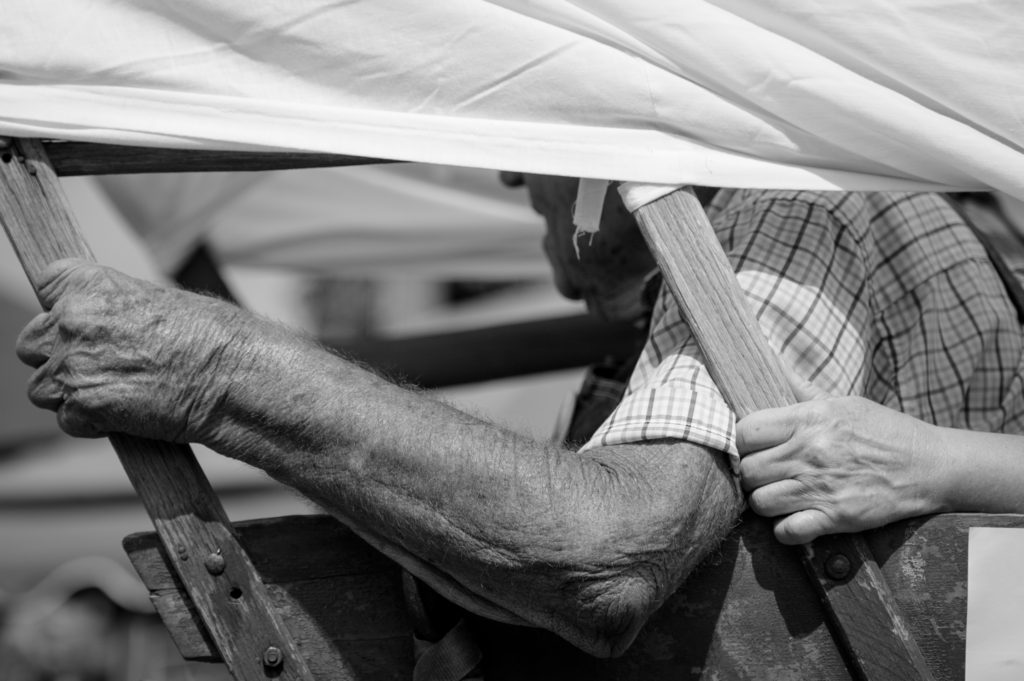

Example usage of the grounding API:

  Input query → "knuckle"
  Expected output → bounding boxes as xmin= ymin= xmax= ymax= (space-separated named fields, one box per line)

xmin=747 ymin=487 xmax=773 ymax=515
xmin=57 ymin=402 xmax=103 ymax=438
xmin=774 ymin=523 xmax=804 ymax=545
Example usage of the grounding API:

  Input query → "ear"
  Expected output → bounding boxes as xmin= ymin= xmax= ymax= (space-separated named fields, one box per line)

xmin=498 ymin=171 xmax=524 ymax=188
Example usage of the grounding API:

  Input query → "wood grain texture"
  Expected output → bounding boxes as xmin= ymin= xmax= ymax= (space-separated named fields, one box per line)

xmin=129 ymin=511 xmax=1024 ymax=680
xmin=0 ymin=139 xmax=317 ymax=681
xmin=126 ymin=516 xmax=414 ymax=680
xmin=632 ymin=187 xmax=935 ymax=681
xmin=633 ymin=187 xmax=794 ymax=418
xmin=41 ymin=141 xmax=390 ymax=176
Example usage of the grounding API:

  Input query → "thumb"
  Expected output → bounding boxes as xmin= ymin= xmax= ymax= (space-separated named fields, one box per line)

xmin=780 ymin=363 xmax=830 ymax=403
xmin=773 ymin=509 xmax=834 ymax=545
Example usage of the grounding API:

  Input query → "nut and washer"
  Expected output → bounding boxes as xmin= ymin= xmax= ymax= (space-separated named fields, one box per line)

xmin=262 ymin=646 xmax=284 ymax=668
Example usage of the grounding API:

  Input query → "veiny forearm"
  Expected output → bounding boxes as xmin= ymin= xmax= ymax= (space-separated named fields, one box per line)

xmin=199 ymin=318 xmax=742 ymax=656
xmin=16 ymin=261 xmax=742 ymax=655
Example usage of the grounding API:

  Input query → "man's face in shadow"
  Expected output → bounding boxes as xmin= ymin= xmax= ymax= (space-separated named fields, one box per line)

xmin=503 ymin=173 xmax=656 ymax=322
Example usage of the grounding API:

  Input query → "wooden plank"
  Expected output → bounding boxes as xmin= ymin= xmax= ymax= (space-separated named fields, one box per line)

xmin=131 ymin=511 xmax=1024 ymax=680
xmin=125 ymin=515 xmax=414 ymax=680
xmin=631 ymin=187 xmax=936 ymax=681
xmin=37 ymin=141 xmax=391 ymax=176
xmin=0 ymin=138 xmax=318 ymax=681
xmin=334 ymin=315 xmax=644 ymax=388
xmin=631 ymin=186 xmax=793 ymax=415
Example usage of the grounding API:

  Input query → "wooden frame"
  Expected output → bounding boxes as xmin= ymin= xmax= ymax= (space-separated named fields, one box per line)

xmin=125 ymin=511 xmax=1020 ymax=680
xmin=3 ymin=136 xmax=1018 ymax=680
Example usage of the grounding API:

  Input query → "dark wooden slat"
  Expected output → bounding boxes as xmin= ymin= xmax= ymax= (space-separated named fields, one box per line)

xmin=632 ymin=187 xmax=936 ymax=681
xmin=128 ymin=511 xmax=1023 ymax=680
xmin=333 ymin=315 xmax=644 ymax=388
xmin=125 ymin=515 xmax=414 ymax=680
xmin=0 ymin=138 xmax=318 ymax=681
xmin=39 ymin=141 xmax=391 ymax=176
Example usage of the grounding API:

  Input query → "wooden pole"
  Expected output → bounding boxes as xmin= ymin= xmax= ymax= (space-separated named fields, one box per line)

xmin=632 ymin=186 xmax=936 ymax=681
xmin=42 ymin=141 xmax=391 ymax=176
xmin=0 ymin=139 xmax=320 ymax=681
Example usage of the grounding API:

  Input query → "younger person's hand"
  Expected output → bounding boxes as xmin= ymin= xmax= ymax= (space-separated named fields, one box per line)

xmin=736 ymin=374 xmax=942 ymax=544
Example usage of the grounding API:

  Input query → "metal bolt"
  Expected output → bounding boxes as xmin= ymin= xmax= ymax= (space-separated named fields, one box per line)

xmin=176 ymin=544 xmax=189 ymax=561
xmin=825 ymin=552 xmax=852 ymax=580
xmin=204 ymin=550 xmax=226 ymax=576
xmin=262 ymin=646 xmax=284 ymax=668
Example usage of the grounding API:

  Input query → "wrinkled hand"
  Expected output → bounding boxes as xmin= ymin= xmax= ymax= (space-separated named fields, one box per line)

xmin=16 ymin=259 xmax=250 ymax=442
xmin=736 ymin=375 xmax=941 ymax=545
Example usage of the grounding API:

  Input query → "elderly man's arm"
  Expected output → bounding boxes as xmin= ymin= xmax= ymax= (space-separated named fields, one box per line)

xmin=16 ymin=260 xmax=742 ymax=658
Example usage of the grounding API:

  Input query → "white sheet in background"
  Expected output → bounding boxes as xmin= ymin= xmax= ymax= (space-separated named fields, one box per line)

xmin=966 ymin=527 xmax=1024 ymax=681
xmin=95 ymin=164 xmax=547 ymax=279
xmin=1 ymin=1 xmax=1022 ymax=198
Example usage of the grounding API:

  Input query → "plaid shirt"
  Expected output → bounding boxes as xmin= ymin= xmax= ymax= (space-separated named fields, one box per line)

xmin=582 ymin=189 xmax=1024 ymax=469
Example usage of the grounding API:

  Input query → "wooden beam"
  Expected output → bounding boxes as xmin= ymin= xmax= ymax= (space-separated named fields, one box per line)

xmin=124 ymin=515 xmax=413 ymax=679
xmin=332 ymin=315 xmax=644 ymax=388
xmin=631 ymin=187 xmax=936 ymax=681
xmin=0 ymin=138 xmax=319 ymax=681
xmin=37 ymin=141 xmax=391 ymax=176
xmin=170 ymin=245 xmax=645 ymax=388
xmin=127 ymin=510 xmax=1024 ymax=679
xmin=633 ymin=187 xmax=793 ymax=416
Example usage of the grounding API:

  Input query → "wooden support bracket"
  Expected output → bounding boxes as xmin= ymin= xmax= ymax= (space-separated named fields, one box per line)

xmin=0 ymin=139 xmax=319 ymax=681
xmin=631 ymin=186 xmax=936 ymax=681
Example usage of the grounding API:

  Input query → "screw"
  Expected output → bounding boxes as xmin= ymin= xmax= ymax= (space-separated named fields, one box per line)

xmin=262 ymin=646 xmax=284 ymax=668
xmin=176 ymin=544 xmax=189 ymax=561
xmin=204 ymin=550 xmax=226 ymax=576
xmin=825 ymin=552 xmax=852 ymax=580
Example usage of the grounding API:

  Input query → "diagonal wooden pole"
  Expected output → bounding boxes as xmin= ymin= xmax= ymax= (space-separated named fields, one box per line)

xmin=631 ymin=186 xmax=936 ymax=681
xmin=0 ymin=138 xmax=318 ymax=681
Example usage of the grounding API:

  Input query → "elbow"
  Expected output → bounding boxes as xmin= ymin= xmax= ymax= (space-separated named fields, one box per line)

xmin=563 ymin=569 xmax=671 ymax=658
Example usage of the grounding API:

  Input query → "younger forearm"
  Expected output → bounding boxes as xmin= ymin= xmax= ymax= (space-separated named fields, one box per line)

xmin=928 ymin=424 xmax=1024 ymax=515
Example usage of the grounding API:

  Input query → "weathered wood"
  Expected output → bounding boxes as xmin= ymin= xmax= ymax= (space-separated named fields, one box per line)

xmin=803 ymin=533 xmax=936 ymax=681
xmin=129 ymin=511 xmax=1024 ymax=680
xmin=632 ymin=187 xmax=935 ymax=681
xmin=0 ymin=138 xmax=317 ymax=681
xmin=38 ymin=141 xmax=390 ymax=176
xmin=125 ymin=515 xmax=414 ymax=680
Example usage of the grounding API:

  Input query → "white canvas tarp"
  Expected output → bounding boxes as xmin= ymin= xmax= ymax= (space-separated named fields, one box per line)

xmin=2 ymin=1 xmax=1022 ymax=198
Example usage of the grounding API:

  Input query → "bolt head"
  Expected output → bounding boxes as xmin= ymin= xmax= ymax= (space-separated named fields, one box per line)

xmin=262 ymin=646 xmax=284 ymax=668
xmin=825 ymin=553 xmax=852 ymax=580
xmin=204 ymin=551 xmax=226 ymax=576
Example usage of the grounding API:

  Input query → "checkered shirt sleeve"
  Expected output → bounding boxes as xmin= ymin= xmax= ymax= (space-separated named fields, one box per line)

xmin=581 ymin=190 xmax=1024 ymax=468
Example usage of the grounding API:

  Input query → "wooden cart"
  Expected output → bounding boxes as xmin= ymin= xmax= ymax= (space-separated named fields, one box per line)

xmin=2 ymin=138 xmax=1019 ymax=681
